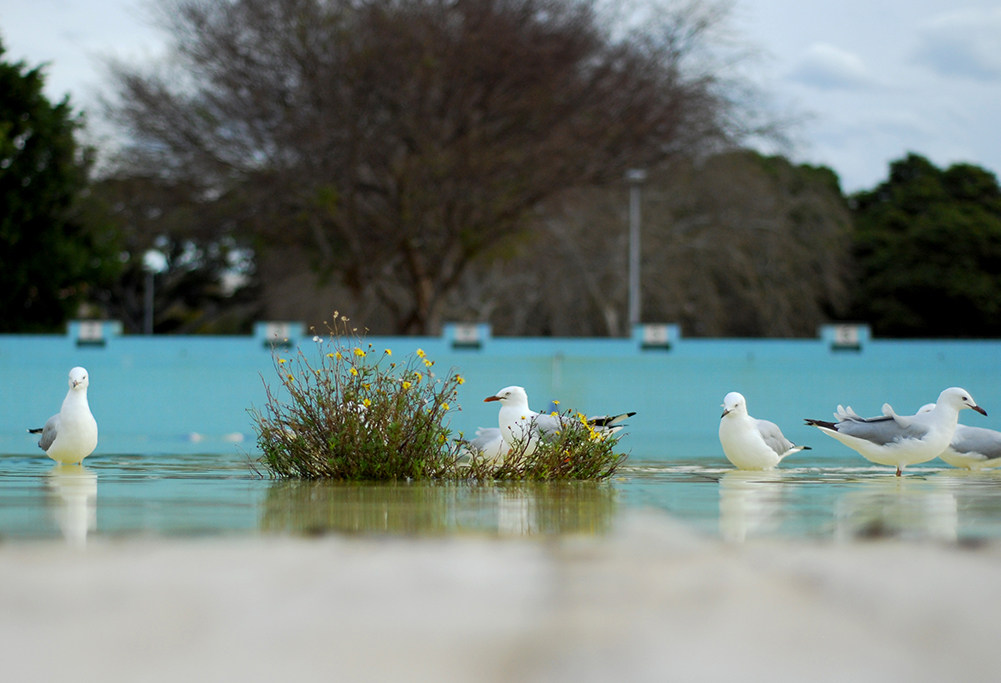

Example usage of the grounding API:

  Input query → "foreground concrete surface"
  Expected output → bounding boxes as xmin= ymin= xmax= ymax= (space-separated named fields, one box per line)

xmin=3 ymin=512 xmax=999 ymax=683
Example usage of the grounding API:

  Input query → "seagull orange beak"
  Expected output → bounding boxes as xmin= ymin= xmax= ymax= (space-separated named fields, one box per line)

xmin=484 ymin=396 xmax=501 ymax=402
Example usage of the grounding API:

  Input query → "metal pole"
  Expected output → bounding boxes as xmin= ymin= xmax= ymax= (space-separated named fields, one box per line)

xmin=144 ymin=270 xmax=154 ymax=335
xmin=626 ymin=169 xmax=647 ymax=329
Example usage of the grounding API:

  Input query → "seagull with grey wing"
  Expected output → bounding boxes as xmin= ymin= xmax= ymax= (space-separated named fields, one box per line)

xmin=29 ymin=367 xmax=98 ymax=465
xmin=918 ymin=403 xmax=1001 ymax=470
xmin=462 ymin=427 xmax=509 ymax=466
xmin=805 ymin=387 xmax=986 ymax=476
xmin=718 ymin=392 xmax=810 ymax=470
xmin=483 ymin=386 xmax=634 ymax=456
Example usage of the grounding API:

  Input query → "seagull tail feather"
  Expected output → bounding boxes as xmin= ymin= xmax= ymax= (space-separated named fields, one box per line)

xmin=589 ymin=412 xmax=636 ymax=428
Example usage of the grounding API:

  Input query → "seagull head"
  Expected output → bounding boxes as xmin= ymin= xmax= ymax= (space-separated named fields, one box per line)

xmin=484 ymin=385 xmax=529 ymax=408
xmin=937 ymin=387 xmax=987 ymax=416
xmin=68 ymin=367 xmax=89 ymax=390
xmin=720 ymin=392 xmax=747 ymax=419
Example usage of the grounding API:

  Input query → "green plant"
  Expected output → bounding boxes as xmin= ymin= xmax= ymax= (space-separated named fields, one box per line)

xmin=252 ymin=315 xmax=465 ymax=480
xmin=252 ymin=315 xmax=629 ymax=481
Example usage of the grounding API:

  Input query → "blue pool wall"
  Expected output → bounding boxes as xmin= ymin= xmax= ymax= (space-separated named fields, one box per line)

xmin=1 ymin=321 xmax=999 ymax=460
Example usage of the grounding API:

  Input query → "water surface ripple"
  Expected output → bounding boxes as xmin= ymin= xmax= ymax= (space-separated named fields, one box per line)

xmin=4 ymin=452 xmax=1001 ymax=544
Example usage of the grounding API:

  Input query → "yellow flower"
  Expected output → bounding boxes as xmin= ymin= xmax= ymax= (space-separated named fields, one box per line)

xmin=441 ymin=402 xmax=450 ymax=410
xmin=354 ymin=348 xmax=365 ymax=357
xmin=416 ymin=348 xmax=425 ymax=358
xmin=423 ymin=359 xmax=432 ymax=367
xmin=413 ymin=372 xmax=422 ymax=383
xmin=287 ymin=374 xmax=294 ymax=381
xmin=402 ymin=381 xmax=412 ymax=389
xmin=278 ymin=358 xmax=286 ymax=364
xmin=456 ymin=375 xmax=465 ymax=385
xmin=362 ymin=398 xmax=371 ymax=407
xmin=385 ymin=349 xmax=392 ymax=356
xmin=350 ymin=368 xmax=358 ymax=376
xmin=335 ymin=351 xmax=343 ymax=360
xmin=553 ymin=400 xmax=559 ymax=405
xmin=326 ymin=353 xmax=334 ymax=358
xmin=551 ymin=411 xmax=558 ymax=417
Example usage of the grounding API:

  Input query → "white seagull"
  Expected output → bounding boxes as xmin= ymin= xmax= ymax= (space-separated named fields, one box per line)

xmin=465 ymin=427 xmax=510 ymax=466
xmin=918 ymin=403 xmax=1001 ymax=470
xmin=483 ymin=386 xmax=634 ymax=455
xmin=29 ymin=367 xmax=98 ymax=465
xmin=718 ymin=392 xmax=810 ymax=470
xmin=805 ymin=387 xmax=986 ymax=476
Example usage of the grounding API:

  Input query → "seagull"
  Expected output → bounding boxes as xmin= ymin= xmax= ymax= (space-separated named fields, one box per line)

xmin=483 ymin=386 xmax=634 ymax=455
xmin=718 ymin=392 xmax=809 ymax=470
xmin=28 ymin=367 xmax=98 ymax=465
xmin=918 ymin=403 xmax=1001 ymax=470
xmin=464 ymin=427 xmax=510 ymax=466
xmin=805 ymin=387 xmax=986 ymax=476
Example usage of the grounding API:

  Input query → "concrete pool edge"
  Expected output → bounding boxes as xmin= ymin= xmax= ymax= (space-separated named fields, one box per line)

xmin=2 ymin=510 xmax=1000 ymax=682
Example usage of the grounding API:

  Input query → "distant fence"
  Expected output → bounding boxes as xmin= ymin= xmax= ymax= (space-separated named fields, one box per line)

xmin=2 ymin=321 xmax=999 ymax=459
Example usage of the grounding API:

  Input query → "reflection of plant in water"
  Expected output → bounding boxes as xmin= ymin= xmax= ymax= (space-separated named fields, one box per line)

xmin=260 ymin=480 xmax=618 ymax=536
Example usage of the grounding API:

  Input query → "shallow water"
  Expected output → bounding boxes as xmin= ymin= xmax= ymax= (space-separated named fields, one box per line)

xmin=3 ymin=451 xmax=1001 ymax=545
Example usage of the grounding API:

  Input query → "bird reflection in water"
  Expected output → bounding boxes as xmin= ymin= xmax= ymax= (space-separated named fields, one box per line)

xmin=835 ymin=476 xmax=957 ymax=542
xmin=46 ymin=464 xmax=97 ymax=546
xmin=718 ymin=469 xmax=786 ymax=543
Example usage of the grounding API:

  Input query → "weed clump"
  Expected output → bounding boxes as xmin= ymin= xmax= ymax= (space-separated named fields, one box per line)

xmin=252 ymin=315 xmax=465 ymax=480
xmin=252 ymin=316 xmax=629 ymax=481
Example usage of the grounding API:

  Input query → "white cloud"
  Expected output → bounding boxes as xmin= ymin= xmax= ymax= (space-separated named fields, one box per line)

xmin=788 ymin=43 xmax=874 ymax=90
xmin=913 ymin=8 xmax=1001 ymax=81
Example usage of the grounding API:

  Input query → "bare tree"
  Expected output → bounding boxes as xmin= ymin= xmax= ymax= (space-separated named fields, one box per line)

xmin=105 ymin=0 xmax=748 ymax=334
xmin=451 ymin=151 xmax=853 ymax=337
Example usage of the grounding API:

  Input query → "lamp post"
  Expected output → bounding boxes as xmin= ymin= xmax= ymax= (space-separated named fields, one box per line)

xmin=142 ymin=249 xmax=168 ymax=335
xmin=626 ymin=168 xmax=647 ymax=329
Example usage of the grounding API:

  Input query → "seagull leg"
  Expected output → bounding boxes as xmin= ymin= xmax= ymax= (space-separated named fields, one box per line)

xmin=896 ymin=466 xmax=902 ymax=477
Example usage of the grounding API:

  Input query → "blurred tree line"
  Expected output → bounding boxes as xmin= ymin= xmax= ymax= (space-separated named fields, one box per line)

xmin=2 ymin=0 xmax=1000 ymax=338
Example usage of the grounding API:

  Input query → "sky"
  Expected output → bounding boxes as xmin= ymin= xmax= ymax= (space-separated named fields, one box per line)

xmin=1 ymin=0 xmax=999 ymax=192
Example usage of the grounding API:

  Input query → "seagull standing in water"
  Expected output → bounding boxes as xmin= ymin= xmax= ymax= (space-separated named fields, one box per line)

xmin=483 ymin=386 xmax=634 ymax=456
xmin=918 ymin=403 xmax=1001 ymax=470
xmin=718 ymin=392 xmax=810 ymax=470
xmin=29 ymin=367 xmax=98 ymax=465
xmin=805 ymin=387 xmax=986 ymax=476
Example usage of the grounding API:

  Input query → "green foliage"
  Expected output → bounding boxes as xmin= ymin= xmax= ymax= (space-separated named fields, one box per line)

xmin=462 ymin=411 xmax=627 ymax=481
xmin=253 ymin=315 xmax=466 ymax=480
xmin=81 ymin=176 xmax=261 ymax=334
xmin=851 ymin=153 xmax=1001 ymax=337
xmin=0 ymin=40 xmax=121 ymax=331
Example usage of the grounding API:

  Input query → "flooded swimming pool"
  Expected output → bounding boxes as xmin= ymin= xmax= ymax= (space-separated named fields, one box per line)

xmin=3 ymin=451 xmax=1001 ymax=545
